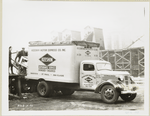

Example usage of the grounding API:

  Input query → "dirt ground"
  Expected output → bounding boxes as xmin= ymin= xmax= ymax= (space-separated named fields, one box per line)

xmin=9 ymin=84 xmax=144 ymax=111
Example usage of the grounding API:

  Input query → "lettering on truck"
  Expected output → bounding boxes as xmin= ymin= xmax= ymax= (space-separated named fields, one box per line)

xmin=38 ymin=65 xmax=56 ymax=72
xmin=41 ymin=57 xmax=54 ymax=62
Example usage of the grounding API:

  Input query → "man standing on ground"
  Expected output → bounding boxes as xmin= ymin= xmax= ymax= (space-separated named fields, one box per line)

xmin=9 ymin=46 xmax=14 ymax=74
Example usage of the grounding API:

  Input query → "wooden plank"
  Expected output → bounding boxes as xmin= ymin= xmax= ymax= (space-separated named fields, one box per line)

xmin=116 ymin=64 xmax=122 ymax=69
xmin=138 ymin=49 xmax=144 ymax=55
xmin=102 ymin=51 xmax=109 ymax=61
xmin=9 ymin=93 xmax=20 ymax=99
xmin=138 ymin=49 xmax=144 ymax=76
xmin=116 ymin=62 xmax=130 ymax=64
xmin=124 ymin=64 xmax=130 ymax=69
xmin=138 ymin=71 xmax=144 ymax=76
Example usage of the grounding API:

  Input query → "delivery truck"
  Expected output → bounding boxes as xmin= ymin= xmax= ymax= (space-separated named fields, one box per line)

xmin=25 ymin=40 xmax=138 ymax=104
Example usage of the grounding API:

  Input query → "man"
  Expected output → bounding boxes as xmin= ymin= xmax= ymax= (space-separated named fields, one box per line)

xmin=15 ymin=47 xmax=27 ymax=62
xmin=9 ymin=46 xmax=14 ymax=74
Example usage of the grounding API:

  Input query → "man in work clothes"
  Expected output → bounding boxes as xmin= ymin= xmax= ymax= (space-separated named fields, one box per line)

xmin=9 ymin=46 xmax=14 ymax=74
xmin=15 ymin=47 xmax=27 ymax=62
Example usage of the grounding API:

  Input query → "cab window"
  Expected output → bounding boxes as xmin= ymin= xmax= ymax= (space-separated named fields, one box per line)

xmin=83 ymin=64 xmax=95 ymax=71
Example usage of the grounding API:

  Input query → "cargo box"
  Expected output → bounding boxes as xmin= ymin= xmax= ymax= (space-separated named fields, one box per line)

xmin=26 ymin=41 xmax=100 ymax=83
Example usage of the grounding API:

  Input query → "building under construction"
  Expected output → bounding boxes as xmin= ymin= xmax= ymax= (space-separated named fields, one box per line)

xmin=99 ymin=47 xmax=144 ymax=77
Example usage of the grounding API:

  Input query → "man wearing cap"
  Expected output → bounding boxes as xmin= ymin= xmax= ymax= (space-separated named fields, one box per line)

xmin=15 ymin=47 xmax=27 ymax=62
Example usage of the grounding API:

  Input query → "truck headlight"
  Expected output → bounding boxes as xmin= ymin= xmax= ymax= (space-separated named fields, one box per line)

xmin=116 ymin=75 xmax=124 ymax=81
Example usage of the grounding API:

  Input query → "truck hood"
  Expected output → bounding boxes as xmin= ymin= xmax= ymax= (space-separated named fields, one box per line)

xmin=97 ymin=70 xmax=130 ymax=76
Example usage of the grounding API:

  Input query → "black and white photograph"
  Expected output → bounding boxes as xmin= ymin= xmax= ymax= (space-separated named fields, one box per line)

xmin=1 ymin=0 xmax=149 ymax=115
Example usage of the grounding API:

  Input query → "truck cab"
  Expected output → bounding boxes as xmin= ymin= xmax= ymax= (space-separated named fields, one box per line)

xmin=79 ymin=60 xmax=138 ymax=103
xmin=80 ymin=60 xmax=112 ymax=90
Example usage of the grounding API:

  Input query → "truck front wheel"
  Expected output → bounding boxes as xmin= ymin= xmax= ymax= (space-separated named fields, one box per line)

xmin=101 ymin=85 xmax=119 ymax=104
xmin=120 ymin=93 xmax=137 ymax=102
xmin=61 ymin=89 xmax=74 ymax=96
xmin=37 ymin=81 xmax=53 ymax=97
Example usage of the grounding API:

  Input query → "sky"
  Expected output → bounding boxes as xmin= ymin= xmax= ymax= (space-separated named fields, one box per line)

xmin=2 ymin=1 xmax=149 ymax=52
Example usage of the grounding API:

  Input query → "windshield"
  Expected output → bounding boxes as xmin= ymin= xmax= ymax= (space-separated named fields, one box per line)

xmin=96 ymin=63 xmax=112 ymax=71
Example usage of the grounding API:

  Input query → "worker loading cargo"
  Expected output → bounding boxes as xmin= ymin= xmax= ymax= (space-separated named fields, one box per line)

xmin=15 ymin=47 xmax=28 ymax=62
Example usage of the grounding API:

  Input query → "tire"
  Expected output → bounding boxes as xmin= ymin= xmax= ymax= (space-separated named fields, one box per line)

xmin=120 ymin=93 xmax=137 ymax=102
xmin=37 ymin=81 xmax=53 ymax=97
xmin=61 ymin=88 xmax=74 ymax=96
xmin=101 ymin=85 xmax=119 ymax=104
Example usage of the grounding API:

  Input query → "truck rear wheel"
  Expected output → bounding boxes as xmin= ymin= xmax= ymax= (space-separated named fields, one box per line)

xmin=37 ymin=81 xmax=53 ymax=97
xmin=101 ymin=85 xmax=119 ymax=104
xmin=120 ymin=93 xmax=137 ymax=102
xmin=61 ymin=89 xmax=74 ymax=95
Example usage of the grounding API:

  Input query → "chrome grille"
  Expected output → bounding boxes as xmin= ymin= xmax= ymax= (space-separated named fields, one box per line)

xmin=124 ymin=76 xmax=129 ymax=85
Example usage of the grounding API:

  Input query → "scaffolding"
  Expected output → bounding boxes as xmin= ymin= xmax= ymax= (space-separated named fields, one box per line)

xmin=99 ymin=47 xmax=144 ymax=77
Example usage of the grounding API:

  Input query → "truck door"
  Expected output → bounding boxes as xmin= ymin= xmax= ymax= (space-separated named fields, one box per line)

xmin=80 ymin=63 xmax=96 ymax=90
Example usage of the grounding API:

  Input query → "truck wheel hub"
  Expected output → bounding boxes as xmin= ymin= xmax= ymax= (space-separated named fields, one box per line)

xmin=104 ymin=88 xmax=114 ymax=99
xmin=40 ymin=86 xmax=46 ymax=95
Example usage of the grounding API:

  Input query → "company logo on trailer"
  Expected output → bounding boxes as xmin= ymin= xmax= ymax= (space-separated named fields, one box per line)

xmin=39 ymin=54 xmax=55 ymax=65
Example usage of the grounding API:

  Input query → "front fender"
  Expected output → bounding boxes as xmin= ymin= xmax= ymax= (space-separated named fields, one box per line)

xmin=95 ymin=80 xmax=123 ymax=93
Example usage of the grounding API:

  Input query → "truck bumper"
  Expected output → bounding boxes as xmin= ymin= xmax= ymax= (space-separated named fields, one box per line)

xmin=116 ymin=83 xmax=138 ymax=94
xmin=121 ymin=90 xmax=137 ymax=94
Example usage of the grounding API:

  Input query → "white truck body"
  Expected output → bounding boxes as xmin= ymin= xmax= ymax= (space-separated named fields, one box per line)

xmin=26 ymin=41 xmax=99 ymax=83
